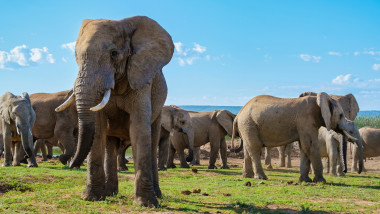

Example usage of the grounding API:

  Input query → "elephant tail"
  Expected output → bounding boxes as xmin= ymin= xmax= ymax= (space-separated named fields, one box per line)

xmin=229 ymin=117 xmax=243 ymax=153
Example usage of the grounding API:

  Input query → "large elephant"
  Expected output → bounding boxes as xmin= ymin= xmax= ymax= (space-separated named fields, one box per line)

xmin=30 ymin=90 xmax=78 ymax=164
xmin=55 ymin=16 xmax=174 ymax=207
xmin=300 ymin=92 xmax=360 ymax=172
xmin=230 ymin=93 xmax=363 ymax=182
xmin=0 ymin=92 xmax=37 ymax=167
xmin=352 ymin=126 xmax=380 ymax=172
xmin=168 ymin=109 xmax=236 ymax=169
xmin=117 ymin=105 xmax=194 ymax=171
xmin=264 ymin=92 xmax=360 ymax=169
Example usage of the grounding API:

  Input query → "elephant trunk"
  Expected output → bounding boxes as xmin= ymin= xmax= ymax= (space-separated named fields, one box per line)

xmin=20 ymin=126 xmax=37 ymax=167
xmin=69 ymin=80 xmax=97 ymax=169
xmin=183 ymin=128 xmax=194 ymax=162
xmin=230 ymin=139 xmax=244 ymax=153
xmin=356 ymin=141 xmax=364 ymax=174
xmin=339 ymin=136 xmax=346 ymax=172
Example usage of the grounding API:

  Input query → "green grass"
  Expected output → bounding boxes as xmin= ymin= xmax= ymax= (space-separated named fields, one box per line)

xmin=355 ymin=116 xmax=380 ymax=129
xmin=0 ymin=160 xmax=379 ymax=213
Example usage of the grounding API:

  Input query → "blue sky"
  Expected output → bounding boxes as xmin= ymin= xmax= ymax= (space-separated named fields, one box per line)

xmin=1 ymin=1 xmax=379 ymax=110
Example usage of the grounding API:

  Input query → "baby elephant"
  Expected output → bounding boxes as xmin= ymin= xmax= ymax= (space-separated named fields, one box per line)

xmin=318 ymin=127 xmax=345 ymax=176
xmin=352 ymin=126 xmax=380 ymax=173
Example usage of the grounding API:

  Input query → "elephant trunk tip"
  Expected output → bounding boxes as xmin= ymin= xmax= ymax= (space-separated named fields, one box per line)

xmin=69 ymin=159 xmax=83 ymax=169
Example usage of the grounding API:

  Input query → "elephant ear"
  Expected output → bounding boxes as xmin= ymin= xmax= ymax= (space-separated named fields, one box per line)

xmin=317 ymin=92 xmax=333 ymax=131
xmin=347 ymin=93 xmax=359 ymax=120
xmin=23 ymin=92 xmax=36 ymax=125
xmin=161 ymin=106 xmax=174 ymax=132
xmin=122 ymin=16 xmax=174 ymax=90
xmin=0 ymin=92 xmax=12 ymax=124
xmin=216 ymin=110 xmax=235 ymax=136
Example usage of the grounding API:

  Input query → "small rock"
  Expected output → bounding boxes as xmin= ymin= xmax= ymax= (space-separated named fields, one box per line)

xmin=193 ymin=189 xmax=201 ymax=193
xmin=223 ymin=193 xmax=231 ymax=196
xmin=202 ymin=193 xmax=209 ymax=196
xmin=287 ymin=181 xmax=294 ymax=185
xmin=181 ymin=190 xmax=191 ymax=195
xmin=258 ymin=181 xmax=265 ymax=185
xmin=192 ymin=168 xmax=198 ymax=173
xmin=244 ymin=181 xmax=252 ymax=187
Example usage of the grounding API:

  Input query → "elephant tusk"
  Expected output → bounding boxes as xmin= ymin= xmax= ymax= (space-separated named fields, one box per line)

xmin=343 ymin=130 xmax=358 ymax=142
xmin=90 ymin=89 xmax=111 ymax=112
xmin=17 ymin=127 xmax=21 ymax=135
xmin=55 ymin=92 xmax=75 ymax=112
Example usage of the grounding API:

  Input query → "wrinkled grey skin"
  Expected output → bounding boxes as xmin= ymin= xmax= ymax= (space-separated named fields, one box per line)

xmin=264 ymin=143 xmax=293 ymax=168
xmin=168 ymin=110 xmax=235 ymax=169
xmin=55 ymin=16 xmax=174 ymax=207
xmin=31 ymin=90 xmax=78 ymax=165
xmin=299 ymin=92 xmax=360 ymax=172
xmin=0 ymin=92 xmax=37 ymax=167
xmin=117 ymin=105 xmax=194 ymax=172
xmin=231 ymin=93 xmax=363 ymax=183
xmin=318 ymin=127 xmax=345 ymax=176
xmin=352 ymin=126 xmax=380 ymax=172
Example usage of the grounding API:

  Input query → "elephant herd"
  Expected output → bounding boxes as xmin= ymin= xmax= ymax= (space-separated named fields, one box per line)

xmin=0 ymin=16 xmax=379 ymax=208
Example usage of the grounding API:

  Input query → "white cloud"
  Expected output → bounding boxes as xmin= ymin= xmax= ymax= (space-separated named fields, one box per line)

xmin=328 ymin=51 xmax=342 ymax=56
xmin=205 ymin=55 xmax=210 ymax=61
xmin=174 ymin=42 xmax=183 ymax=54
xmin=300 ymin=54 xmax=311 ymax=61
xmin=299 ymin=54 xmax=321 ymax=63
xmin=62 ymin=57 xmax=67 ymax=63
xmin=332 ymin=74 xmax=352 ymax=85
xmin=178 ymin=57 xmax=185 ymax=66
xmin=373 ymin=64 xmax=380 ymax=71
xmin=354 ymin=51 xmax=360 ymax=56
xmin=0 ymin=45 xmax=55 ymax=69
xmin=61 ymin=41 xmax=76 ymax=53
xmin=193 ymin=43 xmax=206 ymax=53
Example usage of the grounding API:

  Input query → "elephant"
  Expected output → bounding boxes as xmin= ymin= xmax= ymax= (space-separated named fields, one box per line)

xmin=30 ymin=90 xmax=78 ymax=165
xmin=264 ymin=143 xmax=293 ymax=168
xmin=117 ymin=105 xmax=194 ymax=171
xmin=318 ymin=126 xmax=345 ymax=176
xmin=34 ymin=139 xmax=64 ymax=161
xmin=300 ymin=92 xmax=359 ymax=173
xmin=167 ymin=109 xmax=236 ymax=169
xmin=352 ymin=126 xmax=380 ymax=172
xmin=0 ymin=92 xmax=38 ymax=167
xmin=55 ymin=16 xmax=174 ymax=207
xmin=230 ymin=92 xmax=363 ymax=183
xmin=264 ymin=92 xmax=360 ymax=170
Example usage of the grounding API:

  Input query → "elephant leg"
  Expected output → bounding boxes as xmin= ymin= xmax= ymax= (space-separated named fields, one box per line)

xmin=243 ymin=145 xmax=254 ymax=178
xmin=190 ymin=147 xmax=200 ymax=165
xmin=117 ymin=141 xmax=129 ymax=172
xmin=130 ymin=109 xmax=158 ymax=208
xmin=208 ymin=137 xmax=220 ymax=169
xmin=12 ymin=142 xmax=22 ymax=166
xmin=286 ymin=144 xmax=292 ymax=168
xmin=351 ymin=146 xmax=358 ymax=172
xmin=158 ymin=137 xmax=169 ymax=171
xmin=34 ymin=139 xmax=44 ymax=160
xmin=299 ymin=149 xmax=312 ymax=182
xmin=151 ymin=115 xmax=162 ymax=198
xmin=40 ymin=142 xmax=48 ymax=161
xmin=308 ymin=137 xmax=325 ymax=183
xmin=264 ymin=147 xmax=272 ymax=168
xmin=336 ymin=156 xmax=345 ymax=176
xmin=2 ymin=122 xmax=12 ymax=166
xmin=166 ymin=142 xmax=176 ymax=168
xmin=329 ymin=147 xmax=338 ymax=176
xmin=323 ymin=157 xmax=329 ymax=174
xmin=47 ymin=144 xmax=53 ymax=159
xmin=82 ymin=112 xmax=106 ymax=201
xmin=55 ymin=123 xmax=75 ymax=165
xmin=278 ymin=146 xmax=286 ymax=167
xmin=105 ymin=136 xmax=119 ymax=196
xmin=178 ymin=149 xmax=190 ymax=168
xmin=220 ymin=138 xmax=229 ymax=169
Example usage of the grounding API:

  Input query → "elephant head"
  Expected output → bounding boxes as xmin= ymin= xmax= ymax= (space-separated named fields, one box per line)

xmin=317 ymin=92 xmax=363 ymax=173
xmin=56 ymin=16 xmax=174 ymax=168
xmin=161 ymin=105 xmax=194 ymax=162
xmin=0 ymin=92 xmax=37 ymax=167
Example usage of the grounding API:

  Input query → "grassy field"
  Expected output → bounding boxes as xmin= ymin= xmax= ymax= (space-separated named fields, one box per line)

xmin=0 ymin=159 xmax=379 ymax=213
xmin=354 ymin=116 xmax=380 ymax=129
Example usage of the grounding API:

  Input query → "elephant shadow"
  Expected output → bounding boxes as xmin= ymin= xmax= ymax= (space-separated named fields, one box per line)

xmin=327 ymin=182 xmax=380 ymax=190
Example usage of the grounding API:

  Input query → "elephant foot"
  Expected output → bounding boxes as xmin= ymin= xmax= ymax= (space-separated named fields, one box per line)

xmin=166 ymin=163 xmax=176 ymax=169
xmin=221 ymin=165 xmax=230 ymax=169
xmin=299 ymin=176 xmax=313 ymax=183
xmin=158 ymin=167 xmax=167 ymax=171
xmin=267 ymin=164 xmax=273 ymax=169
xmin=105 ymin=185 xmax=118 ymax=197
xmin=254 ymin=174 xmax=268 ymax=180
xmin=208 ymin=165 xmax=217 ymax=169
xmin=313 ymin=176 xmax=326 ymax=183
xmin=47 ymin=155 xmax=53 ymax=159
xmin=134 ymin=194 xmax=159 ymax=208
xmin=20 ymin=158 xmax=28 ymax=164
xmin=181 ymin=163 xmax=190 ymax=168
xmin=191 ymin=162 xmax=200 ymax=166
xmin=286 ymin=164 xmax=292 ymax=168
xmin=154 ymin=186 xmax=162 ymax=198
xmin=59 ymin=154 xmax=70 ymax=165
xmin=27 ymin=162 xmax=38 ymax=167
xmin=12 ymin=162 xmax=20 ymax=166
xmin=2 ymin=162 xmax=12 ymax=167
xmin=337 ymin=172 xmax=345 ymax=177
xmin=82 ymin=187 xmax=106 ymax=201
xmin=117 ymin=165 xmax=129 ymax=172
xmin=243 ymin=171 xmax=254 ymax=178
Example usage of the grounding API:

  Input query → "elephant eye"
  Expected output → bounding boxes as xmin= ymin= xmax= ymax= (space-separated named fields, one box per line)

xmin=339 ymin=114 xmax=343 ymax=119
xmin=111 ymin=50 xmax=118 ymax=59
xmin=180 ymin=121 xmax=185 ymax=125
